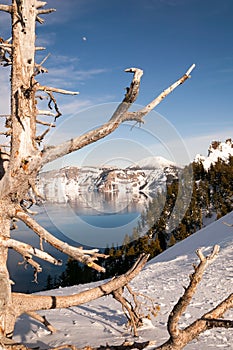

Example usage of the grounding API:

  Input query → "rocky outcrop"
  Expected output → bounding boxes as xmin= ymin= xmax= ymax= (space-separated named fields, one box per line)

xmin=195 ymin=138 xmax=233 ymax=171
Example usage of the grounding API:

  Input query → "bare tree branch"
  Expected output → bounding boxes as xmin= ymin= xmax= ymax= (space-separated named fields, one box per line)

xmin=37 ymin=110 xmax=56 ymax=117
xmin=12 ymin=254 xmax=149 ymax=314
xmin=138 ymin=64 xmax=195 ymax=116
xmin=167 ymin=245 xmax=220 ymax=340
xmin=37 ymin=84 xmax=79 ymax=95
xmin=112 ymin=287 xmax=143 ymax=336
xmin=201 ymin=317 xmax=233 ymax=329
xmin=77 ymin=340 xmax=155 ymax=350
xmin=0 ymin=40 xmax=12 ymax=65
xmin=37 ymin=8 xmax=56 ymax=15
xmin=35 ymin=46 xmax=46 ymax=51
xmin=36 ymin=119 xmax=55 ymax=127
xmin=36 ymin=16 xmax=45 ymax=24
xmin=36 ymin=1 xmax=47 ymax=9
xmin=15 ymin=209 xmax=109 ymax=273
xmin=0 ymin=236 xmax=62 ymax=266
xmin=40 ymin=65 xmax=195 ymax=167
xmin=0 ymin=4 xmax=12 ymax=13
xmin=83 ymin=246 xmax=232 ymax=350
xmin=26 ymin=311 xmax=57 ymax=333
xmin=36 ymin=127 xmax=51 ymax=144
xmin=124 ymin=64 xmax=196 ymax=122
xmin=34 ymin=53 xmax=50 ymax=76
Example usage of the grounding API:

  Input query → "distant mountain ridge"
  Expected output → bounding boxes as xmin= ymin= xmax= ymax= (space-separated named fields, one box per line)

xmin=129 ymin=156 xmax=178 ymax=170
xmin=38 ymin=156 xmax=179 ymax=203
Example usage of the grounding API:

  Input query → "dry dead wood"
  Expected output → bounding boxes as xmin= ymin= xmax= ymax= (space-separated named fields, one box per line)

xmin=0 ymin=1 xmax=196 ymax=347
xmin=71 ymin=245 xmax=232 ymax=350
xmin=12 ymin=254 xmax=149 ymax=318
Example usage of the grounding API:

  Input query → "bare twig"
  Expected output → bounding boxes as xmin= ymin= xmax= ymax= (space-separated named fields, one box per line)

xmin=0 ymin=237 xmax=62 ymax=266
xmin=167 ymin=245 xmax=220 ymax=340
xmin=26 ymin=311 xmax=57 ymax=333
xmin=15 ymin=209 xmax=108 ymax=273
xmin=37 ymin=110 xmax=56 ymax=117
xmin=223 ymin=221 xmax=233 ymax=227
xmin=37 ymin=84 xmax=79 ymax=95
xmin=37 ymin=8 xmax=56 ymax=15
xmin=35 ymin=46 xmax=46 ymax=51
xmin=0 ymin=4 xmax=12 ymax=13
xmin=36 ymin=127 xmax=51 ymax=144
xmin=112 ymin=287 xmax=143 ymax=336
xmin=12 ymin=254 xmax=149 ymax=315
xmin=36 ymin=1 xmax=47 ymax=9
xmin=36 ymin=119 xmax=55 ymax=127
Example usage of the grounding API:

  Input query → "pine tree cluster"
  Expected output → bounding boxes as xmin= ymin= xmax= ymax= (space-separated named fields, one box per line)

xmin=46 ymin=156 xmax=233 ymax=290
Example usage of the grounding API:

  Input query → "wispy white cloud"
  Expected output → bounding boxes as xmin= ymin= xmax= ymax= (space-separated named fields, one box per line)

xmin=61 ymin=93 xmax=116 ymax=114
xmin=35 ymin=32 xmax=57 ymax=49
xmin=37 ymin=57 xmax=109 ymax=90
xmin=59 ymin=99 xmax=93 ymax=116
xmin=38 ymin=0 xmax=95 ymax=26
xmin=218 ymin=68 xmax=233 ymax=74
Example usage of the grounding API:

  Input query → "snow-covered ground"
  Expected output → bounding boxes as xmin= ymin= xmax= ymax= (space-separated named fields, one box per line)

xmin=14 ymin=212 xmax=233 ymax=349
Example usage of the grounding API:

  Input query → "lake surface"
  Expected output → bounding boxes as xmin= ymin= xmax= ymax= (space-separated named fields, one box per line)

xmin=8 ymin=192 xmax=147 ymax=293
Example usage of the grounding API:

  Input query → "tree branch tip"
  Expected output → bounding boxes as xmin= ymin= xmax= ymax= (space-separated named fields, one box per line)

xmin=185 ymin=63 xmax=196 ymax=77
xmin=36 ymin=1 xmax=47 ymax=8
xmin=223 ymin=221 xmax=233 ymax=227
xmin=125 ymin=67 xmax=143 ymax=73
xmin=209 ymin=244 xmax=220 ymax=259
xmin=195 ymin=248 xmax=205 ymax=261
xmin=125 ymin=67 xmax=144 ymax=79
xmin=36 ymin=46 xmax=46 ymax=51
xmin=37 ymin=8 xmax=56 ymax=15
xmin=0 ymin=4 xmax=12 ymax=13
xmin=36 ymin=16 xmax=45 ymax=24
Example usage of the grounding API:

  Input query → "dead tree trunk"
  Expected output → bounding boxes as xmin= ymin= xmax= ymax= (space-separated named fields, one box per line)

xmin=0 ymin=0 xmax=195 ymax=346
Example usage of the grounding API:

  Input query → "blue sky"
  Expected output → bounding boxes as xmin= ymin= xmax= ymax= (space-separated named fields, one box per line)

xmin=0 ymin=0 xmax=233 ymax=168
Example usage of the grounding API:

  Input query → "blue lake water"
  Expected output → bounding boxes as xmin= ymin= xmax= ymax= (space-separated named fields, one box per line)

xmin=8 ymin=194 xmax=147 ymax=293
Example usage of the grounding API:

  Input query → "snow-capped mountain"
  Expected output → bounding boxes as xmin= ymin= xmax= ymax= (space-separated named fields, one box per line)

xmin=195 ymin=138 xmax=233 ymax=170
xmin=130 ymin=155 xmax=177 ymax=170
xmin=38 ymin=158 xmax=180 ymax=203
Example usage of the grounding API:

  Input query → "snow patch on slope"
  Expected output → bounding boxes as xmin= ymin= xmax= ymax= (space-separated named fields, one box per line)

xmin=13 ymin=211 xmax=233 ymax=349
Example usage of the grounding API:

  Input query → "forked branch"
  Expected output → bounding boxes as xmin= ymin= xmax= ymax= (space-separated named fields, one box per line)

xmin=41 ymin=65 xmax=195 ymax=167
xmin=78 ymin=245 xmax=232 ymax=350
xmin=12 ymin=254 xmax=149 ymax=315
xmin=0 ymin=237 xmax=62 ymax=266
xmin=166 ymin=245 xmax=220 ymax=340
xmin=124 ymin=64 xmax=196 ymax=122
xmin=155 ymin=245 xmax=233 ymax=349
xmin=15 ymin=209 xmax=109 ymax=273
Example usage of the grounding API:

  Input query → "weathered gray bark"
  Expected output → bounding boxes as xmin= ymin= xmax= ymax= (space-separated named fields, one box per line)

xmin=79 ymin=247 xmax=233 ymax=350
xmin=0 ymin=0 xmax=197 ymax=347
xmin=12 ymin=254 xmax=149 ymax=316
